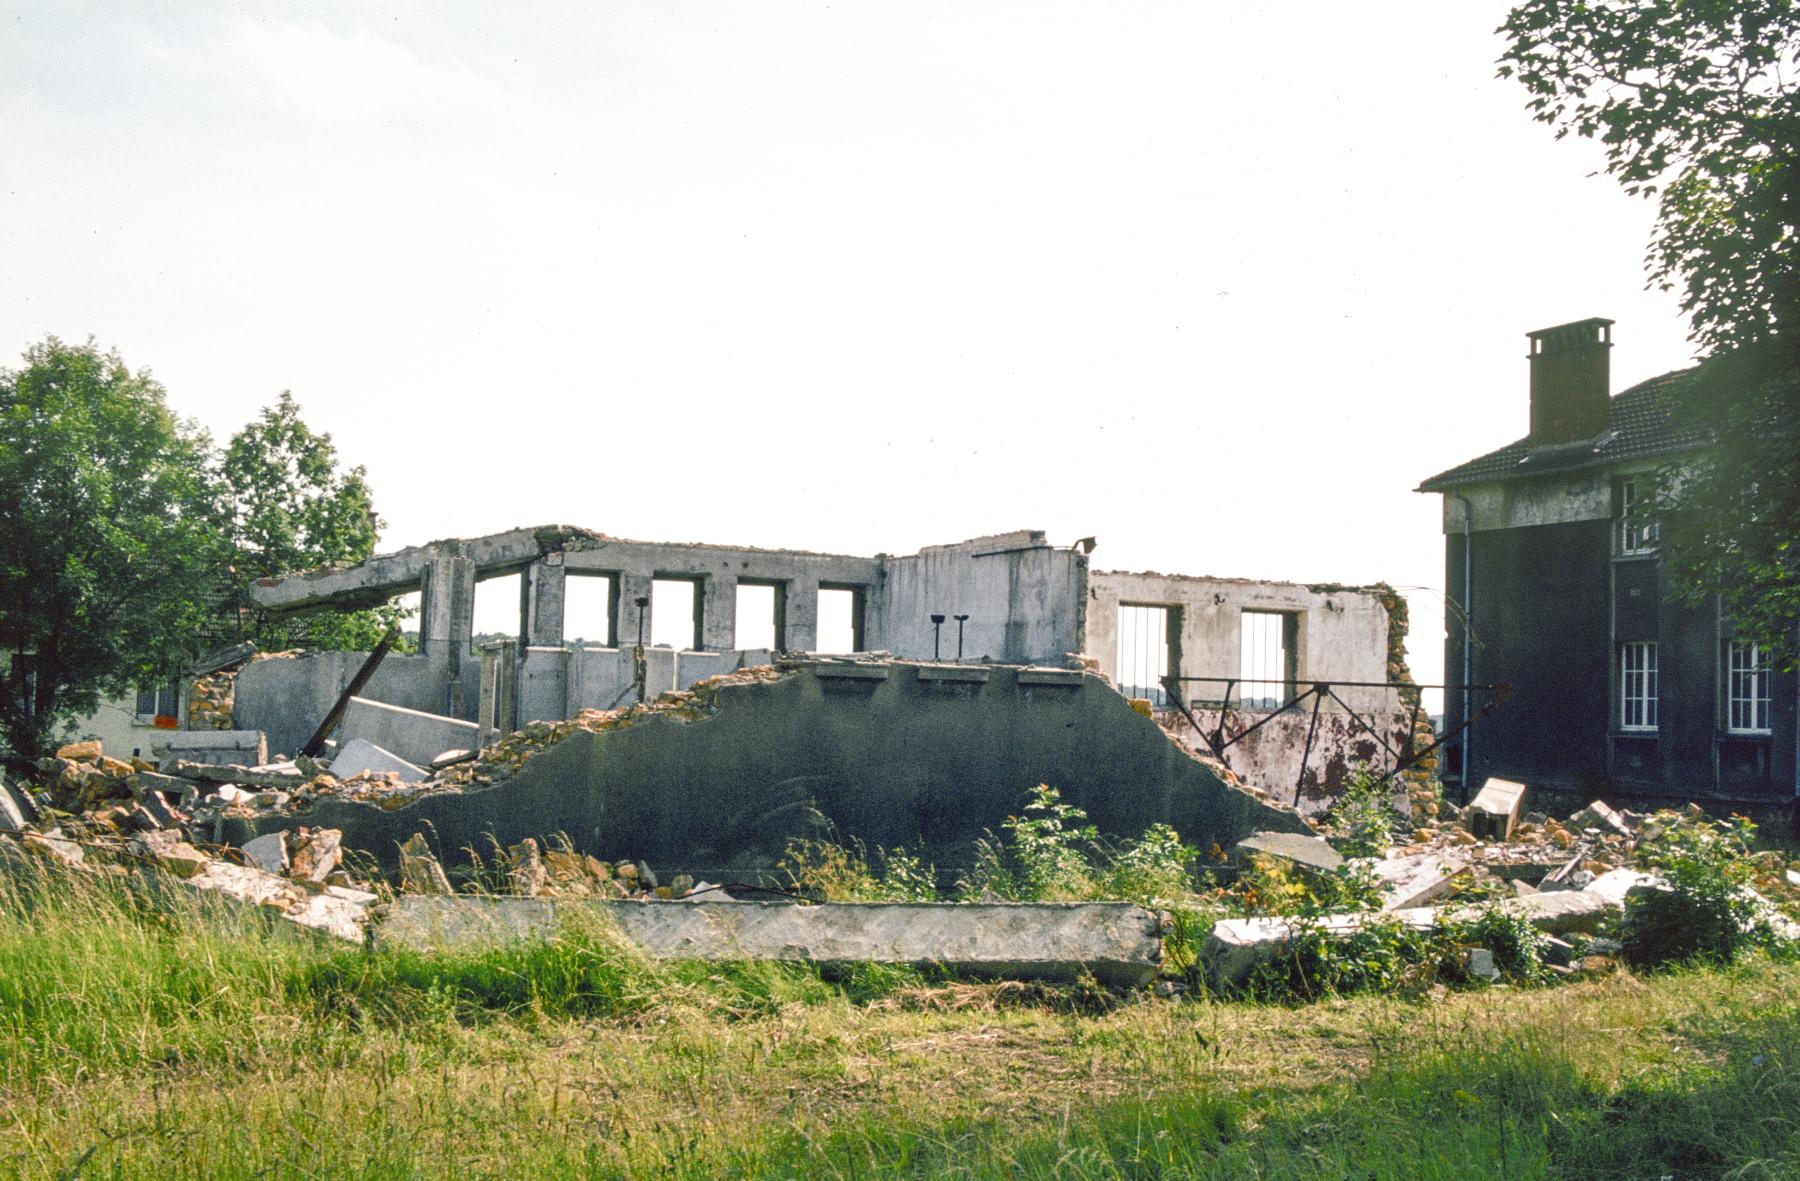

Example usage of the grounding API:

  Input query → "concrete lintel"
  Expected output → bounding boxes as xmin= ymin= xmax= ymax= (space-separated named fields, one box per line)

xmin=375 ymin=897 xmax=1166 ymax=987
xmin=915 ymin=665 xmax=990 ymax=683
xmin=812 ymin=664 xmax=890 ymax=681
xmin=1016 ymin=667 xmax=1086 ymax=686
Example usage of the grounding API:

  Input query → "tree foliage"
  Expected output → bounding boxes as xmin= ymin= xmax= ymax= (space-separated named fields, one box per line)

xmin=0 ymin=339 xmax=223 ymax=762
xmin=218 ymin=392 xmax=403 ymax=651
xmin=1499 ymin=1 xmax=1800 ymax=664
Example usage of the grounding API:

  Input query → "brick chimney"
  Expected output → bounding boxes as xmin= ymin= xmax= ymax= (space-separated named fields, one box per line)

xmin=1527 ymin=317 xmax=1613 ymax=445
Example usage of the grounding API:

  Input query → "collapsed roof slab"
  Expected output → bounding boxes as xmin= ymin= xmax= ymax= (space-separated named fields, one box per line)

xmin=224 ymin=661 xmax=1308 ymax=879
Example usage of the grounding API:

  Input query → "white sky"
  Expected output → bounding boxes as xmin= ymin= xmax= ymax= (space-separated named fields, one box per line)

xmin=1 ymin=1 xmax=1700 ymax=699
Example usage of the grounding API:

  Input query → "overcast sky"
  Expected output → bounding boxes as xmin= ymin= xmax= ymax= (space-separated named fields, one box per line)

xmin=1 ymin=1 xmax=1699 ymax=693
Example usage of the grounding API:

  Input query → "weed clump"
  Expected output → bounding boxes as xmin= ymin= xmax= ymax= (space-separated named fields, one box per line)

xmin=1621 ymin=808 xmax=1787 ymax=968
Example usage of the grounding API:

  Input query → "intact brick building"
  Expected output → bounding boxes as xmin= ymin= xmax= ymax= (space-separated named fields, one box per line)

xmin=1419 ymin=318 xmax=1797 ymax=807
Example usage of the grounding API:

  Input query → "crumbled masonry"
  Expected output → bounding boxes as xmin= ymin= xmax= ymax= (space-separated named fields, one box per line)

xmin=6 ymin=738 xmax=1795 ymax=992
xmin=1207 ymin=778 xmax=1800 ymax=986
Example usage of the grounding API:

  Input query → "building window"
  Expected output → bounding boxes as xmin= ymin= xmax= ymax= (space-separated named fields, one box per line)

xmin=1726 ymin=640 xmax=1771 ymax=734
xmin=1116 ymin=603 xmax=1173 ymax=705
xmin=1619 ymin=479 xmax=1658 ymax=555
xmin=134 ymin=678 xmax=180 ymax=722
xmin=1240 ymin=610 xmax=1298 ymax=710
xmin=1620 ymin=641 xmax=1658 ymax=731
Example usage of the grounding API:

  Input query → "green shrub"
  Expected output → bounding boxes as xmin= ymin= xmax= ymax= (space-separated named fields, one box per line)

xmin=959 ymin=784 xmax=1100 ymax=901
xmin=1325 ymin=764 xmax=1401 ymax=858
xmin=1244 ymin=913 xmax=1434 ymax=1002
xmin=1099 ymin=823 xmax=1199 ymax=905
xmin=1443 ymin=905 xmax=1551 ymax=983
xmin=1622 ymin=809 xmax=1771 ymax=967
xmin=1228 ymin=854 xmax=1382 ymax=918
xmin=779 ymin=836 xmax=938 ymax=902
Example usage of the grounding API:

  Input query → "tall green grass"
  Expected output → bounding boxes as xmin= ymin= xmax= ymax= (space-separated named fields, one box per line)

xmin=3 ymin=854 xmax=1799 ymax=1179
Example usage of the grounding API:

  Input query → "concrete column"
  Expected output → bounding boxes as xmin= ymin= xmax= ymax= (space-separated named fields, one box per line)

xmin=786 ymin=577 xmax=820 ymax=652
xmin=421 ymin=555 xmax=476 ymax=714
xmin=700 ymin=574 xmax=737 ymax=651
xmin=477 ymin=639 xmax=517 ymax=743
xmin=523 ymin=556 xmax=567 ymax=648
xmin=616 ymin=572 xmax=655 ymax=648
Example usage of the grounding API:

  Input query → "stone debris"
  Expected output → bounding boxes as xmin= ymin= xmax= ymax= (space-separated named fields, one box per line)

xmin=241 ymin=832 xmax=290 ymax=875
xmin=289 ymin=828 xmax=342 ymax=882
xmin=8 ymin=724 xmax=1793 ymax=992
xmin=329 ymin=738 xmax=425 ymax=782
xmin=1231 ymin=831 xmax=1344 ymax=874
xmin=399 ymin=833 xmax=454 ymax=895
xmin=1202 ymin=889 xmax=1613 ymax=987
xmin=1464 ymin=777 xmax=1526 ymax=842
xmin=1370 ymin=851 xmax=1472 ymax=911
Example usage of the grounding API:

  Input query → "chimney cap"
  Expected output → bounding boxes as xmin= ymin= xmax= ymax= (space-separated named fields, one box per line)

xmin=1527 ymin=317 xmax=1614 ymax=353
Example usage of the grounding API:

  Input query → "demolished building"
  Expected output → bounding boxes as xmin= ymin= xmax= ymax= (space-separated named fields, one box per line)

xmin=173 ymin=527 xmax=1431 ymax=871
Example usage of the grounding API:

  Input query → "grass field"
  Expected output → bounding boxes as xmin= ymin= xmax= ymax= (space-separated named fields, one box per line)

xmin=3 ymin=860 xmax=1798 ymax=1180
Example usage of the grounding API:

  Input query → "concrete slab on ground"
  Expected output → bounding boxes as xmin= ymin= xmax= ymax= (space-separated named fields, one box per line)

xmin=375 ymin=897 xmax=1167 ymax=987
xmin=330 ymin=738 xmax=426 ymax=782
xmin=1232 ymin=831 xmax=1343 ymax=874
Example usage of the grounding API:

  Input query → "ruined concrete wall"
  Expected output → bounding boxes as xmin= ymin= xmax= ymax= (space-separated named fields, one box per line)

xmin=1087 ymin=572 xmax=1395 ymax=713
xmin=339 ymin=697 xmax=480 ymax=766
xmin=878 ymin=532 xmax=1087 ymax=664
xmin=234 ymin=651 xmax=448 ymax=760
xmin=230 ymin=663 xmax=1307 ymax=878
xmin=1160 ymin=709 xmax=1417 ymax=815
xmin=1087 ymin=574 xmax=1437 ymax=808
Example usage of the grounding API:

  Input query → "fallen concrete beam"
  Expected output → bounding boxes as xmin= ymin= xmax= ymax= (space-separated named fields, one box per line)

xmin=1202 ymin=888 xmax=1613 ymax=988
xmin=375 ymin=897 xmax=1167 ymax=987
xmin=155 ymin=730 xmax=268 ymax=769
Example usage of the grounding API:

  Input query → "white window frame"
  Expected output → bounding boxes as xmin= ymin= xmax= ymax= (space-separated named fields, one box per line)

xmin=1726 ymin=640 xmax=1772 ymax=734
xmin=1619 ymin=479 xmax=1659 ymax=555
xmin=134 ymin=678 xmax=180 ymax=722
xmin=1620 ymin=641 xmax=1658 ymax=732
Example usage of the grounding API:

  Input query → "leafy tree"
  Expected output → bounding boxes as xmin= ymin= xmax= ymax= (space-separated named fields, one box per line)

xmin=0 ymin=339 xmax=225 ymax=763
xmin=219 ymin=392 xmax=406 ymax=650
xmin=1498 ymin=1 xmax=1799 ymax=666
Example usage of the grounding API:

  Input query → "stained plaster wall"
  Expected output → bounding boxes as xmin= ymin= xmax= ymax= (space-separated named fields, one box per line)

xmin=227 ymin=663 xmax=1308 ymax=878
xmin=1083 ymin=572 xmax=1412 ymax=805
xmin=1086 ymin=571 xmax=1397 ymax=714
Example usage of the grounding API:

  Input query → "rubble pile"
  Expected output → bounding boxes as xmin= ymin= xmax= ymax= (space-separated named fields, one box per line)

xmin=1 ymin=734 xmax=724 ymax=945
xmin=1209 ymin=781 xmax=1800 ymax=987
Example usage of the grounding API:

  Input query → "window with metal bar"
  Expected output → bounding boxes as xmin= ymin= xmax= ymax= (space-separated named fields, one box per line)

xmin=1240 ymin=610 xmax=1296 ymax=710
xmin=1726 ymin=640 xmax=1771 ymax=734
xmin=1620 ymin=641 xmax=1658 ymax=731
xmin=1115 ymin=604 xmax=1170 ymax=705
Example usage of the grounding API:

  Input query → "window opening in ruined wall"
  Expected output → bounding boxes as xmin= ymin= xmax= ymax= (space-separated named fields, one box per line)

xmin=564 ymin=574 xmax=614 ymax=647
xmin=1726 ymin=640 xmax=1771 ymax=734
xmin=1115 ymin=604 xmax=1171 ymax=705
xmin=651 ymin=578 xmax=700 ymax=650
xmin=815 ymin=586 xmax=861 ymax=655
xmin=735 ymin=582 xmax=778 ymax=651
xmin=1239 ymin=610 xmax=1296 ymax=710
xmin=1619 ymin=478 xmax=1658 ymax=555
xmin=1620 ymin=641 xmax=1659 ymax=731
xmin=471 ymin=571 xmax=522 ymax=650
